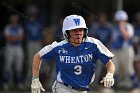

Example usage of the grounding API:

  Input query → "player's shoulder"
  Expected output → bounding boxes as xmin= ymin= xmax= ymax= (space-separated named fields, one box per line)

xmin=49 ymin=40 xmax=68 ymax=48
xmin=85 ymin=36 xmax=102 ymax=44
xmin=39 ymin=40 xmax=68 ymax=55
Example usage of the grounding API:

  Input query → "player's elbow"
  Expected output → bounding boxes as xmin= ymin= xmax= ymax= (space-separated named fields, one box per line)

xmin=33 ymin=52 xmax=41 ymax=61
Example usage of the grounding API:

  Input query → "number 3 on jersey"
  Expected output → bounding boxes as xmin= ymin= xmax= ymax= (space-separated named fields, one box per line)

xmin=74 ymin=65 xmax=82 ymax=75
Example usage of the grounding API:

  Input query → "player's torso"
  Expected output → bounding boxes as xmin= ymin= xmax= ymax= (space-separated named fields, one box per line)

xmin=54 ymin=42 xmax=97 ymax=86
xmin=6 ymin=25 xmax=22 ymax=35
xmin=5 ymin=25 xmax=23 ymax=45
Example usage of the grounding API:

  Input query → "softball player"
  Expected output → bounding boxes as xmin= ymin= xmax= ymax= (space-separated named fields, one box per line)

xmin=31 ymin=15 xmax=115 ymax=93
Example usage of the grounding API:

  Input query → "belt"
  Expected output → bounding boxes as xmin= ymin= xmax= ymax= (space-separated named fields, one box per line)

xmin=62 ymin=82 xmax=91 ymax=91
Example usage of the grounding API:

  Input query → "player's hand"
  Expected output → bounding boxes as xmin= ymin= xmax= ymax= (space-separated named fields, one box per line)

xmin=100 ymin=72 xmax=114 ymax=88
xmin=31 ymin=78 xmax=45 ymax=93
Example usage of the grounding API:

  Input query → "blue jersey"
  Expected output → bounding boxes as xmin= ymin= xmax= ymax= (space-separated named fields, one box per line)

xmin=133 ymin=25 xmax=140 ymax=45
xmin=112 ymin=23 xmax=134 ymax=49
xmin=94 ymin=23 xmax=112 ymax=48
xmin=25 ymin=20 xmax=43 ymax=41
xmin=4 ymin=24 xmax=23 ymax=45
xmin=39 ymin=37 xmax=114 ymax=88
xmin=134 ymin=26 xmax=140 ymax=36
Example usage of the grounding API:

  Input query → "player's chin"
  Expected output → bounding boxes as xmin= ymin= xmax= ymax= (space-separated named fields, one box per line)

xmin=75 ymin=41 xmax=83 ymax=44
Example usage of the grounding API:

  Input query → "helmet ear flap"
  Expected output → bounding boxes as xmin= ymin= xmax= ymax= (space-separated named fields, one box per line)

xmin=64 ymin=30 xmax=70 ymax=39
xmin=83 ymin=29 xmax=88 ymax=38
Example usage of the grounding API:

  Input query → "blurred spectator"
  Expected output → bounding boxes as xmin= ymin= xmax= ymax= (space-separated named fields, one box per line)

xmin=24 ymin=5 xmax=45 ymax=87
xmin=41 ymin=26 xmax=56 ymax=89
xmin=86 ymin=13 xmax=97 ymax=37
xmin=94 ymin=13 xmax=113 ymax=48
xmin=112 ymin=10 xmax=135 ymax=89
xmin=2 ymin=14 xmax=24 ymax=90
xmin=88 ymin=13 xmax=113 ymax=89
xmin=132 ymin=12 xmax=140 ymax=88
xmin=55 ymin=18 xmax=64 ymax=42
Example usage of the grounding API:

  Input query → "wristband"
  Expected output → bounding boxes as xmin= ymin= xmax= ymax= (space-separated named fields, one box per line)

xmin=32 ymin=77 xmax=39 ymax=80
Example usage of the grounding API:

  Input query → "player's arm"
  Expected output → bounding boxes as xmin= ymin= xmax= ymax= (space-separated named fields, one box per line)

xmin=32 ymin=53 xmax=41 ymax=78
xmin=106 ymin=59 xmax=115 ymax=74
xmin=100 ymin=59 xmax=115 ymax=88
xmin=94 ymin=38 xmax=115 ymax=88
xmin=119 ymin=21 xmax=131 ymax=40
xmin=31 ymin=52 xmax=45 ymax=93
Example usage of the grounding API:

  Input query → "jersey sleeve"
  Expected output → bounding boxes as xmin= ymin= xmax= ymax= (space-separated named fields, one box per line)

xmin=95 ymin=39 xmax=114 ymax=64
xmin=39 ymin=41 xmax=58 ymax=61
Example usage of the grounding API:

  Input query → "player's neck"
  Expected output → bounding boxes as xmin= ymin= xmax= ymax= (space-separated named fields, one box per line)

xmin=70 ymin=42 xmax=81 ymax=47
xmin=69 ymin=38 xmax=85 ymax=47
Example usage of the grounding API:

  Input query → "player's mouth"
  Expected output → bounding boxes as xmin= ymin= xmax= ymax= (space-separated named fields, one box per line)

xmin=75 ymin=38 xmax=80 ymax=39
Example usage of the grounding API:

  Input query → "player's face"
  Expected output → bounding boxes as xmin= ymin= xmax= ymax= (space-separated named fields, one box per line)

xmin=69 ymin=28 xmax=84 ymax=46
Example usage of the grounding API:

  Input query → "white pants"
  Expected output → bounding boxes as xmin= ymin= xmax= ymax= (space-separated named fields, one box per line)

xmin=112 ymin=46 xmax=135 ymax=87
xmin=52 ymin=81 xmax=87 ymax=93
xmin=3 ymin=45 xmax=24 ymax=84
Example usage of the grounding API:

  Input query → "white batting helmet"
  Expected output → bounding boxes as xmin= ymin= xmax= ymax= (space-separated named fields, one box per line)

xmin=114 ymin=10 xmax=128 ymax=21
xmin=62 ymin=15 xmax=88 ymax=39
